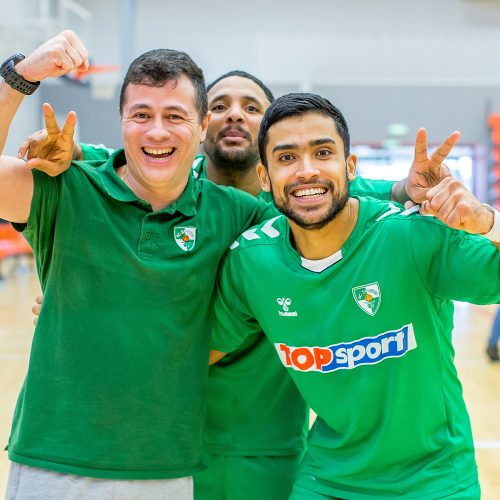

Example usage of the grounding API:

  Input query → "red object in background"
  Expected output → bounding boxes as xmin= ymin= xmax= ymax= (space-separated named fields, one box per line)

xmin=63 ymin=64 xmax=120 ymax=84
xmin=0 ymin=223 xmax=32 ymax=259
xmin=488 ymin=113 xmax=500 ymax=209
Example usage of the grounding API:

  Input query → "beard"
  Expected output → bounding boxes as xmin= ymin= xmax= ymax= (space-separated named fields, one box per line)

xmin=270 ymin=171 xmax=350 ymax=231
xmin=204 ymin=125 xmax=260 ymax=172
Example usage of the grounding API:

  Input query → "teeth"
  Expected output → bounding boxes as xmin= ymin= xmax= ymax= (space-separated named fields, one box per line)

xmin=143 ymin=147 xmax=173 ymax=155
xmin=294 ymin=187 xmax=327 ymax=197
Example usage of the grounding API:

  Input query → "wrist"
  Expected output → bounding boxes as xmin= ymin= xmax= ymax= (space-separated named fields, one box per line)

xmin=390 ymin=178 xmax=411 ymax=204
xmin=13 ymin=60 xmax=38 ymax=83
xmin=481 ymin=204 xmax=500 ymax=242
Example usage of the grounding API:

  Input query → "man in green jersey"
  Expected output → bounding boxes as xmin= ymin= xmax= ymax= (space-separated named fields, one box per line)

xmin=0 ymin=31 xmax=282 ymax=499
xmin=210 ymin=93 xmax=500 ymax=499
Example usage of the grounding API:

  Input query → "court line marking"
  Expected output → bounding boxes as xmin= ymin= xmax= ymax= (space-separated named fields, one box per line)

xmin=474 ymin=440 xmax=500 ymax=449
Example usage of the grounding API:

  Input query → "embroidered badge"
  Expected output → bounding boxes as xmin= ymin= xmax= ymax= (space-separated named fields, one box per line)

xmin=174 ymin=226 xmax=196 ymax=252
xmin=352 ymin=282 xmax=381 ymax=316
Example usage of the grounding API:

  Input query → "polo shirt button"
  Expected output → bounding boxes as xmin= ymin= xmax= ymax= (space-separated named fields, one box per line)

xmin=145 ymin=232 xmax=151 ymax=240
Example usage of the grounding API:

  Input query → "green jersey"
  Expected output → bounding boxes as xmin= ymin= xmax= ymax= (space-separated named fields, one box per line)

xmin=211 ymin=197 xmax=500 ymax=499
xmin=8 ymin=149 xmax=274 ymax=480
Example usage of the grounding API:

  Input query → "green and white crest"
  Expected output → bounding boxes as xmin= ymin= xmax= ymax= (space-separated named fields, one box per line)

xmin=174 ymin=226 xmax=196 ymax=252
xmin=352 ymin=282 xmax=381 ymax=316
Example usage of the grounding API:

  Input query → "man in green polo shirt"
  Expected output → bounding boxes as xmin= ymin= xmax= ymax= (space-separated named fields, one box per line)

xmin=210 ymin=93 xmax=500 ymax=499
xmin=0 ymin=31 xmax=283 ymax=499
xmin=23 ymin=66 xmax=464 ymax=499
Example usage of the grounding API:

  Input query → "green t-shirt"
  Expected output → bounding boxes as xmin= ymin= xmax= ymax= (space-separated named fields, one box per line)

xmin=211 ymin=197 xmax=500 ymax=499
xmin=79 ymin=144 xmax=395 ymax=457
xmin=8 ymin=149 xmax=274 ymax=479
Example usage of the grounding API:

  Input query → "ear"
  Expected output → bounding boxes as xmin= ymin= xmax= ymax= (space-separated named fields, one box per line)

xmin=199 ymin=111 xmax=211 ymax=143
xmin=347 ymin=153 xmax=357 ymax=182
xmin=256 ymin=163 xmax=271 ymax=192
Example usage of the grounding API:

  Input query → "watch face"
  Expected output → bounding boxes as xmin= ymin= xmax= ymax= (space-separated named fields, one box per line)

xmin=1 ymin=53 xmax=24 ymax=70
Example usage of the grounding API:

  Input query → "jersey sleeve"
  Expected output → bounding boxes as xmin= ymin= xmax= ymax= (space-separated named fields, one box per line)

xmin=211 ymin=252 xmax=262 ymax=353
xmin=12 ymin=169 xmax=60 ymax=285
xmin=81 ymin=143 xmax=115 ymax=161
xmin=350 ymin=176 xmax=395 ymax=200
xmin=410 ymin=217 xmax=500 ymax=304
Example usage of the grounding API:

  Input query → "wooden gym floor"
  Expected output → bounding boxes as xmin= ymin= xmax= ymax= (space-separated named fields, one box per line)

xmin=0 ymin=264 xmax=499 ymax=498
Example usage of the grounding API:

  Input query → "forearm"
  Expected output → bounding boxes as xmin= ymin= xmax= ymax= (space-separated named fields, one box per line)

xmin=73 ymin=142 xmax=83 ymax=161
xmin=390 ymin=178 xmax=411 ymax=204
xmin=0 ymin=81 xmax=26 ymax=156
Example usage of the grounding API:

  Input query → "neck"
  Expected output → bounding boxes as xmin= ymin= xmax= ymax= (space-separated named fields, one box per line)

xmin=204 ymin=156 xmax=261 ymax=196
xmin=119 ymin=165 xmax=188 ymax=211
xmin=289 ymin=198 xmax=359 ymax=260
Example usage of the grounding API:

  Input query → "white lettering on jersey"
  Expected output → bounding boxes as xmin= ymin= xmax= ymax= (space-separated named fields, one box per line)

xmin=275 ymin=324 xmax=416 ymax=372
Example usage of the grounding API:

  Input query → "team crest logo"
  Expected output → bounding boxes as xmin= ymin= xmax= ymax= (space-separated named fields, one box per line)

xmin=352 ymin=282 xmax=381 ymax=316
xmin=174 ymin=226 xmax=196 ymax=252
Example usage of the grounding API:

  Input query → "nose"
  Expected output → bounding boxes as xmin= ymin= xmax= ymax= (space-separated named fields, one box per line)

xmin=146 ymin=116 xmax=171 ymax=141
xmin=296 ymin=156 xmax=320 ymax=180
xmin=226 ymin=104 xmax=244 ymax=123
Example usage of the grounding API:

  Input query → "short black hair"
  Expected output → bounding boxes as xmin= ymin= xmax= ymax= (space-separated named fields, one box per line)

xmin=119 ymin=49 xmax=207 ymax=121
xmin=258 ymin=93 xmax=350 ymax=167
xmin=206 ymin=70 xmax=274 ymax=104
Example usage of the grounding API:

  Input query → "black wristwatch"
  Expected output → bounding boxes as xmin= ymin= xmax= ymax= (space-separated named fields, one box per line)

xmin=0 ymin=54 xmax=40 ymax=95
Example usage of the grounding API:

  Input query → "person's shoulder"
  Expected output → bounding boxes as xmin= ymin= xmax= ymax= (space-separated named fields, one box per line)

xmin=357 ymin=196 xmax=419 ymax=228
xmin=227 ymin=215 xmax=286 ymax=256
xmin=198 ymin=178 xmax=260 ymax=204
xmin=361 ymin=197 xmax=485 ymax=245
xmin=190 ymin=155 xmax=205 ymax=179
xmin=71 ymin=148 xmax=124 ymax=175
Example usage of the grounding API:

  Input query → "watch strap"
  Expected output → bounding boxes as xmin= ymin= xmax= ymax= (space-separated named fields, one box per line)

xmin=0 ymin=54 xmax=40 ymax=95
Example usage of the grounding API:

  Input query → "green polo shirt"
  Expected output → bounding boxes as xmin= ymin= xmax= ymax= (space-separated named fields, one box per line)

xmin=8 ymin=149 xmax=274 ymax=479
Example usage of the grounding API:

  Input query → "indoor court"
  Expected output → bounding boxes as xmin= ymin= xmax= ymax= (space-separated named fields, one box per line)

xmin=0 ymin=266 xmax=499 ymax=498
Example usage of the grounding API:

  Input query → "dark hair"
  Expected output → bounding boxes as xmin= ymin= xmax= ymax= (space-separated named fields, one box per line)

xmin=258 ymin=93 xmax=350 ymax=167
xmin=206 ymin=70 xmax=274 ymax=104
xmin=119 ymin=49 xmax=207 ymax=121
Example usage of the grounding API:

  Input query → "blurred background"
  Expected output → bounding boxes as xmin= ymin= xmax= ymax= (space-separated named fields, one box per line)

xmin=0 ymin=0 xmax=499 ymax=497
xmin=2 ymin=0 xmax=500 ymax=205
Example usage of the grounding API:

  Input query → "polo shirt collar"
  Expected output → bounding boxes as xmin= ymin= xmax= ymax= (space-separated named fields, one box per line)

xmin=97 ymin=148 xmax=199 ymax=216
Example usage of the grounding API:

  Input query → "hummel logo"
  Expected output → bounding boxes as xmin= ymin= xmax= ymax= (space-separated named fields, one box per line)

xmin=277 ymin=298 xmax=298 ymax=317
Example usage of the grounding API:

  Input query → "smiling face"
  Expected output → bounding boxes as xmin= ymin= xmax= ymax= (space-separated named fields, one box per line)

xmin=203 ymin=76 xmax=271 ymax=171
xmin=258 ymin=112 xmax=356 ymax=230
xmin=121 ymin=77 xmax=208 ymax=195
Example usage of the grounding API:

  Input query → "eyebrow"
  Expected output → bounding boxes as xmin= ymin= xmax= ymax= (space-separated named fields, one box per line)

xmin=310 ymin=138 xmax=337 ymax=147
xmin=128 ymin=103 xmax=188 ymax=114
xmin=272 ymin=137 xmax=337 ymax=154
xmin=209 ymin=93 xmax=262 ymax=105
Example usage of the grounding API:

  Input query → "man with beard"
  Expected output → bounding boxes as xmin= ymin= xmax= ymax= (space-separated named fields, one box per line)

xmin=209 ymin=93 xmax=499 ymax=500
xmin=25 ymin=72 xmax=462 ymax=500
